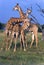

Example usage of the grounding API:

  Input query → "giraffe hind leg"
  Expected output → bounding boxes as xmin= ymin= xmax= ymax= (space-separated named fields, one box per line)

xmin=30 ymin=32 xmax=34 ymax=48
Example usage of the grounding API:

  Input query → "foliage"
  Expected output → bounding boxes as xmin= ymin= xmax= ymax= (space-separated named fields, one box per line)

xmin=0 ymin=22 xmax=5 ymax=30
xmin=42 ymin=24 xmax=44 ymax=29
xmin=38 ymin=24 xmax=44 ymax=32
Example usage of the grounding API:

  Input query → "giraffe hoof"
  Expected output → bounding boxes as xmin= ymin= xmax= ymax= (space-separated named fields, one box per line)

xmin=30 ymin=45 xmax=32 ymax=48
xmin=24 ymin=49 xmax=26 ymax=51
xmin=26 ymin=44 xmax=28 ymax=48
xmin=20 ymin=48 xmax=22 ymax=50
xmin=1 ymin=48 xmax=3 ymax=50
xmin=6 ymin=48 xmax=8 ymax=51
xmin=36 ymin=46 xmax=38 ymax=48
xmin=14 ymin=49 xmax=16 ymax=52
xmin=8 ymin=48 xmax=10 ymax=50
xmin=30 ymin=46 xmax=31 ymax=48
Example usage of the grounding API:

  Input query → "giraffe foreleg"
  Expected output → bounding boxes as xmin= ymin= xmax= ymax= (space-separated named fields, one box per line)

xmin=21 ymin=34 xmax=26 ymax=51
xmin=14 ymin=32 xmax=18 ymax=52
xmin=20 ymin=35 xmax=23 ymax=50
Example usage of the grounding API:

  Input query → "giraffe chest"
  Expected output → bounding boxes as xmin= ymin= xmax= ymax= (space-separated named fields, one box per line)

xmin=13 ymin=24 xmax=20 ymax=32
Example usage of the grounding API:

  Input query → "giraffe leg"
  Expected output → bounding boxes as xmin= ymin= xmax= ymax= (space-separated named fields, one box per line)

xmin=5 ymin=31 xmax=10 ymax=51
xmin=30 ymin=32 xmax=34 ymax=48
xmin=14 ymin=38 xmax=16 ymax=52
xmin=8 ymin=32 xmax=14 ymax=50
xmin=30 ymin=39 xmax=34 ymax=48
xmin=6 ymin=38 xmax=10 ymax=51
xmin=1 ymin=37 xmax=6 ymax=50
xmin=8 ymin=38 xmax=13 ymax=50
xmin=22 ymin=34 xmax=26 ymax=51
xmin=20 ymin=35 xmax=23 ymax=50
xmin=25 ymin=36 xmax=28 ymax=48
xmin=35 ymin=34 xmax=38 ymax=48
xmin=14 ymin=32 xmax=18 ymax=52
xmin=34 ymin=31 xmax=38 ymax=48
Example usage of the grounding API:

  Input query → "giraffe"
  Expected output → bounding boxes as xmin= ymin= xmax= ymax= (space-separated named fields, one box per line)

xmin=13 ymin=3 xmax=38 ymax=48
xmin=13 ymin=3 xmax=31 ymax=47
xmin=1 ymin=23 xmax=14 ymax=50
xmin=2 ymin=3 xmax=38 ymax=51
xmin=1 ymin=8 xmax=31 ymax=51
xmin=26 ymin=9 xmax=38 ymax=48
xmin=4 ymin=3 xmax=31 ymax=50
xmin=8 ymin=18 xmax=30 ymax=52
xmin=5 ymin=3 xmax=31 ymax=38
xmin=28 ymin=23 xmax=38 ymax=48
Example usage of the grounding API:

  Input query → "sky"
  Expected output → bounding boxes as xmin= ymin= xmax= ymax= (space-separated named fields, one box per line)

xmin=0 ymin=0 xmax=44 ymax=24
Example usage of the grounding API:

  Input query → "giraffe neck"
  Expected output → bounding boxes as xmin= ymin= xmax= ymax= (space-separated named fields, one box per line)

xmin=25 ymin=11 xmax=29 ymax=18
xmin=19 ymin=8 xmax=26 ymax=18
xmin=21 ymin=23 xmax=27 ymax=30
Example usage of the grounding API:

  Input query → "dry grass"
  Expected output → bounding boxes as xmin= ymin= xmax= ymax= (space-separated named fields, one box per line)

xmin=0 ymin=31 xmax=44 ymax=65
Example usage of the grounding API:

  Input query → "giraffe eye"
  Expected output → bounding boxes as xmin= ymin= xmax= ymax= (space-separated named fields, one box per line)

xmin=25 ymin=21 xmax=26 ymax=23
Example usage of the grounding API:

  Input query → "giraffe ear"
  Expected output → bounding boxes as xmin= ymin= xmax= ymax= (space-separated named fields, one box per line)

xmin=27 ymin=8 xmax=29 ymax=10
xmin=17 ymin=3 xmax=19 ymax=5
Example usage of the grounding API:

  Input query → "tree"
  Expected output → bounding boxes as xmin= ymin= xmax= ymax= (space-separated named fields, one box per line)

xmin=0 ymin=22 xmax=5 ymax=30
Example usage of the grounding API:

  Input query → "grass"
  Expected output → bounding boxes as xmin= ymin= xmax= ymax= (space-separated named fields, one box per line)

xmin=0 ymin=31 xmax=44 ymax=65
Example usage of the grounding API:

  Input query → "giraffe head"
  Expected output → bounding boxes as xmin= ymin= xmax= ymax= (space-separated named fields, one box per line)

xmin=13 ymin=3 xmax=20 ymax=11
xmin=27 ymin=8 xmax=32 ymax=14
xmin=23 ymin=18 xmax=31 ymax=30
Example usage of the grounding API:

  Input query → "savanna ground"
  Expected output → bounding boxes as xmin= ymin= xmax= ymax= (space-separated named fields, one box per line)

xmin=0 ymin=30 xmax=44 ymax=65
